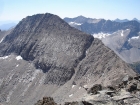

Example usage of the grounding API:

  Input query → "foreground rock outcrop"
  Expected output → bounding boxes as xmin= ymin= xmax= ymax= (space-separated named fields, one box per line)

xmin=84 ymin=75 xmax=140 ymax=105
xmin=34 ymin=75 xmax=139 ymax=105
xmin=34 ymin=75 xmax=140 ymax=105
xmin=73 ymin=75 xmax=140 ymax=105
xmin=0 ymin=13 xmax=137 ymax=105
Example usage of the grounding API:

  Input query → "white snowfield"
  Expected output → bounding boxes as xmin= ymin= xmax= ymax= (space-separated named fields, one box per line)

xmin=0 ymin=37 xmax=5 ymax=43
xmin=93 ymin=29 xmax=130 ymax=39
xmin=72 ymin=85 xmax=75 ymax=88
xmin=16 ymin=64 xmax=19 ymax=67
xmin=128 ymin=36 xmax=140 ymax=42
xmin=0 ymin=56 xmax=9 ymax=59
xmin=69 ymin=94 xmax=73 ymax=97
xmin=69 ymin=22 xmax=82 ymax=25
xmin=93 ymin=32 xmax=111 ymax=39
xmin=131 ymin=36 xmax=139 ymax=39
xmin=16 ymin=56 xmax=23 ymax=60
xmin=121 ymin=30 xmax=124 ymax=36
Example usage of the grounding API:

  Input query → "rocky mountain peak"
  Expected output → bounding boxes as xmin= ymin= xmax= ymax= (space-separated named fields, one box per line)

xmin=133 ymin=18 xmax=140 ymax=23
xmin=0 ymin=13 xmax=137 ymax=105
xmin=6 ymin=13 xmax=71 ymax=40
xmin=0 ymin=13 xmax=94 ymax=84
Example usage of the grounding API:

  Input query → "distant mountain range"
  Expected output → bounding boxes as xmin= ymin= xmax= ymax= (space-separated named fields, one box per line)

xmin=114 ymin=18 xmax=129 ymax=22
xmin=64 ymin=15 xmax=102 ymax=24
xmin=114 ymin=18 xmax=140 ymax=23
xmin=64 ymin=16 xmax=140 ymax=63
xmin=0 ymin=20 xmax=19 ymax=30
xmin=0 ymin=23 xmax=17 ymax=30
xmin=64 ymin=16 xmax=140 ymax=24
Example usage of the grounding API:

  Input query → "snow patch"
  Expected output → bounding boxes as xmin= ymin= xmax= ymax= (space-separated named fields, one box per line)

xmin=16 ymin=64 xmax=19 ymax=67
xmin=69 ymin=22 xmax=82 ymax=25
xmin=128 ymin=36 xmax=139 ymax=42
xmin=86 ymin=50 xmax=88 ymax=54
xmin=69 ymin=94 xmax=73 ymax=97
xmin=121 ymin=30 xmax=124 ymax=36
xmin=72 ymin=85 xmax=75 ymax=88
xmin=16 ymin=56 xmax=23 ymax=60
xmin=83 ymin=85 xmax=87 ymax=88
xmin=0 ymin=37 xmax=5 ymax=43
xmin=0 ymin=56 xmax=9 ymax=59
xmin=79 ymin=87 xmax=81 ymax=89
xmin=131 ymin=36 xmax=139 ymax=39
xmin=93 ymin=32 xmax=111 ymax=39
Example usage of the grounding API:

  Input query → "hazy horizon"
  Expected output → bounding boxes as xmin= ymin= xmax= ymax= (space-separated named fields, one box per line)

xmin=0 ymin=0 xmax=140 ymax=22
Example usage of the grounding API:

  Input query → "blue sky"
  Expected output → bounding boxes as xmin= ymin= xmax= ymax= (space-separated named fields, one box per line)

xmin=0 ymin=0 xmax=140 ymax=22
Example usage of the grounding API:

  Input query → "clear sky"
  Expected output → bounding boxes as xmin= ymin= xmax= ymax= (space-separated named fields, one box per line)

xmin=0 ymin=0 xmax=140 ymax=22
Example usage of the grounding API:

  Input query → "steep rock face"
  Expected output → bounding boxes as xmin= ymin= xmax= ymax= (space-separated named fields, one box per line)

xmin=0 ymin=13 xmax=137 ymax=105
xmin=73 ymin=39 xmax=135 ymax=86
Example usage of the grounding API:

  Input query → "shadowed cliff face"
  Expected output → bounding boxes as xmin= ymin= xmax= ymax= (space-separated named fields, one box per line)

xmin=0 ymin=13 xmax=137 ymax=105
